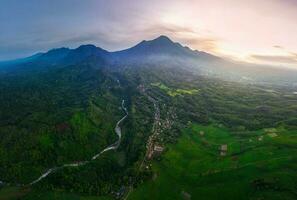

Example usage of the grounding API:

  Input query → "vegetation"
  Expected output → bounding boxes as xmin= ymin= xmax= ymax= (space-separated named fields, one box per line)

xmin=129 ymin=124 xmax=297 ymax=200
xmin=0 ymin=60 xmax=296 ymax=199
xmin=151 ymin=82 xmax=199 ymax=97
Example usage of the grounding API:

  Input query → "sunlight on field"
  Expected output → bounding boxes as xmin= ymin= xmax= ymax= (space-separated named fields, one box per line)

xmin=151 ymin=82 xmax=199 ymax=97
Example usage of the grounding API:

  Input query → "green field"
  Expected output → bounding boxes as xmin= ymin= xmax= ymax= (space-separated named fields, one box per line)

xmin=151 ymin=82 xmax=199 ymax=97
xmin=128 ymin=124 xmax=297 ymax=200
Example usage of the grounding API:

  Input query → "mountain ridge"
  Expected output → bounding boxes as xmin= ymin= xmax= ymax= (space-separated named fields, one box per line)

xmin=0 ymin=35 xmax=219 ymax=66
xmin=1 ymin=35 xmax=297 ymax=86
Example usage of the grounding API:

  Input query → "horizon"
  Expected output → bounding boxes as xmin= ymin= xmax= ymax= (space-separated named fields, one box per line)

xmin=2 ymin=34 xmax=297 ymax=71
xmin=1 ymin=0 xmax=297 ymax=69
xmin=0 ymin=35 xmax=205 ymax=60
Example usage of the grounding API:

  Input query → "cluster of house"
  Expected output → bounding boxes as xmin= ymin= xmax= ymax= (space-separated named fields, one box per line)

xmin=147 ymin=144 xmax=164 ymax=159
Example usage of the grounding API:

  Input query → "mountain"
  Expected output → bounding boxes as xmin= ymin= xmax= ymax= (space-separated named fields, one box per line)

xmin=36 ymin=45 xmax=109 ymax=65
xmin=62 ymin=44 xmax=109 ymax=65
xmin=112 ymin=35 xmax=219 ymax=64
xmin=0 ymin=53 xmax=43 ymax=67
xmin=0 ymin=35 xmax=220 ymax=70
xmin=115 ymin=35 xmax=193 ymax=56
xmin=37 ymin=47 xmax=71 ymax=63
xmin=0 ymin=35 xmax=219 ymax=67
xmin=1 ymin=35 xmax=297 ymax=86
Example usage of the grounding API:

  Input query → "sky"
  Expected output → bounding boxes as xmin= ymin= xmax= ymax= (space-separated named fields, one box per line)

xmin=0 ymin=0 xmax=297 ymax=68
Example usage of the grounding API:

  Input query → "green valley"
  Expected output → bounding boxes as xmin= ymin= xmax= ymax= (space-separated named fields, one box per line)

xmin=129 ymin=124 xmax=297 ymax=200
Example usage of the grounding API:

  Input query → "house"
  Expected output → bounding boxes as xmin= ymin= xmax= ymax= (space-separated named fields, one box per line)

xmin=151 ymin=145 xmax=164 ymax=158
xmin=220 ymin=144 xmax=228 ymax=151
xmin=154 ymin=145 xmax=164 ymax=152
xmin=181 ymin=191 xmax=191 ymax=200
xmin=219 ymin=144 xmax=228 ymax=156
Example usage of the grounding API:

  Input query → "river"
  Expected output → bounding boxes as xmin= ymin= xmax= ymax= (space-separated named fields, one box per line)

xmin=0 ymin=99 xmax=128 ymax=186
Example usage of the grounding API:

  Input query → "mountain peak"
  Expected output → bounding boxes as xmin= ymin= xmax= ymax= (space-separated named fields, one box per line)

xmin=147 ymin=35 xmax=176 ymax=46
xmin=39 ymin=47 xmax=71 ymax=62
xmin=114 ymin=35 xmax=207 ymax=59
xmin=130 ymin=35 xmax=177 ymax=50
xmin=46 ymin=47 xmax=70 ymax=54
xmin=77 ymin=44 xmax=97 ymax=50
xmin=154 ymin=35 xmax=172 ymax=42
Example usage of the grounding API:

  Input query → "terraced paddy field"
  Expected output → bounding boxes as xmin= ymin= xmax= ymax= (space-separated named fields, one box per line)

xmin=128 ymin=124 xmax=297 ymax=200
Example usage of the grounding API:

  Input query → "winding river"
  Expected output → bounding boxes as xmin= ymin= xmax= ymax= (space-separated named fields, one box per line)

xmin=0 ymin=100 xmax=128 ymax=186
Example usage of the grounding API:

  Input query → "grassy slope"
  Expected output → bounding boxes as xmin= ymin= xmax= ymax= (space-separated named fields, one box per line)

xmin=128 ymin=124 xmax=297 ymax=200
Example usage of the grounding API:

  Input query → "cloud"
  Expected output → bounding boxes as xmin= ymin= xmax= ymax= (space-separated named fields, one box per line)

xmin=141 ymin=23 xmax=197 ymax=35
xmin=273 ymin=45 xmax=284 ymax=49
xmin=250 ymin=54 xmax=297 ymax=64
xmin=179 ymin=37 xmax=219 ymax=52
xmin=251 ymin=46 xmax=297 ymax=66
